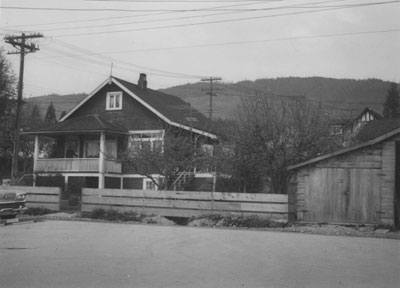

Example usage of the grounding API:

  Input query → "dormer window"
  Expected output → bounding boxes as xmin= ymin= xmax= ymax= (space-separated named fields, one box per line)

xmin=106 ymin=91 xmax=122 ymax=110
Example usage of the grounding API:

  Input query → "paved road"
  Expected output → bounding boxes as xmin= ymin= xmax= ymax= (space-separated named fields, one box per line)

xmin=1 ymin=220 xmax=399 ymax=288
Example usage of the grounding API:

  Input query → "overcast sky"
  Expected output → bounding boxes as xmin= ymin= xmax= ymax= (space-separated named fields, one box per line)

xmin=0 ymin=0 xmax=399 ymax=97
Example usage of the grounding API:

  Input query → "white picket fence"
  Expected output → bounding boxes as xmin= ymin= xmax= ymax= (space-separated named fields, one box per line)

xmin=82 ymin=188 xmax=290 ymax=220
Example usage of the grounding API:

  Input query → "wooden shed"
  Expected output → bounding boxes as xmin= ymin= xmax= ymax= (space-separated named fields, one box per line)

xmin=288 ymin=119 xmax=400 ymax=228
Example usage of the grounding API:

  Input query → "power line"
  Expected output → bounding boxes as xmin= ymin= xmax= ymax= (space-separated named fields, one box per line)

xmin=29 ymin=28 xmax=400 ymax=62
xmin=32 ymin=0 xmax=345 ymax=33
xmin=41 ymin=38 xmax=208 ymax=79
xmin=1 ymin=0 xmax=283 ymax=29
xmin=49 ymin=1 xmax=400 ymax=37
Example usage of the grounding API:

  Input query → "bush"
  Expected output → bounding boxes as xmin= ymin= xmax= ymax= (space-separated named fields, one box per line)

xmin=25 ymin=207 xmax=55 ymax=216
xmin=90 ymin=208 xmax=146 ymax=222
xmin=191 ymin=214 xmax=287 ymax=228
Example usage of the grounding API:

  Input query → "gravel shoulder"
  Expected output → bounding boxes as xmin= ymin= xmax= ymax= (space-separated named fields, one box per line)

xmin=18 ymin=212 xmax=400 ymax=240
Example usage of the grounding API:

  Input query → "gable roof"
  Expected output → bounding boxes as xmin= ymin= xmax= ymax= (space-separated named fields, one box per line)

xmin=60 ymin=76 xmax=217 ymax=140
xmin=23 ymin=115 xmax=128 ymax=135
xmin=288 ymin=118 xmax=400 ymax=170
xmin=330 ymin=107 xmax=382 ymax=127
xmin=355 ymin=107 xmax=382 ymax=122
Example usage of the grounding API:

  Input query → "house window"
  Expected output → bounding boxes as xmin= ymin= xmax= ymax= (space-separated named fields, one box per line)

xmin=201 ymin=144 xmax=214 ymax=157
xmin=128 ymin=130 xmax=164 ymax=154
xmin=144 ymin=179 xmax=157 ymax=190
xmin=84 ymin=138 xmax=100 ymax=158
xmin=65 ymin=135 xmax=80 ymax=158
xmin=106 ymin=92 xmax=122 ymax=110
xmin=330 ymin=125 xmax=343 ymax=135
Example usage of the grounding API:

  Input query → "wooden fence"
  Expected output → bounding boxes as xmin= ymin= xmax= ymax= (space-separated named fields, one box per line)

xmin=82 ymin=189 xmax=290 ymax=220
xmin=2 ymin=186 xmax=61 ymax=211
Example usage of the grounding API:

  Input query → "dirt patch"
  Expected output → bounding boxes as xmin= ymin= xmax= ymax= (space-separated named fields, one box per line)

xmin=27 ymin=211 xmax=400 ymax=239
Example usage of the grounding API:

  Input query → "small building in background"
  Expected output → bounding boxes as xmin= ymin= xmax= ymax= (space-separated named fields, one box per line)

xmin=289 ymin=118 xmax=400 ymax=229
xmin=329 ymin=107 xmax=382 ymax=147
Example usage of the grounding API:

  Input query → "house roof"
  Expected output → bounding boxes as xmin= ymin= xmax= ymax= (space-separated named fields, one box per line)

xmin=329 ymin=107 xmax=382 ymax=127
xmin=355 ymin=107 xmax=382 ymax=122
xmin=356 ymin=118 xmax=400 ymax=142
xmin=60 ymin=76 xmax=217 ymax=139
xmin=288 ymin=118 xmax=400 ymax=170
xmin=23 ymin=115 xmax=128 ymax=135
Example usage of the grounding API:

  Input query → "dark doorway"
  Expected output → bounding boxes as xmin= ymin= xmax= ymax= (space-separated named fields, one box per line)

xmin=62 ymin=176 xmax=98 ymax=211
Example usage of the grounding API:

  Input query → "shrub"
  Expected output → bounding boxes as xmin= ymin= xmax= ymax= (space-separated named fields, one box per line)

xmin=192 ymin=214 xmax=287 ymax=228
xmin=25 ymin=207 xmax=55 ymax=216
xmin=90 ymin=208 xmax=146 ymax=222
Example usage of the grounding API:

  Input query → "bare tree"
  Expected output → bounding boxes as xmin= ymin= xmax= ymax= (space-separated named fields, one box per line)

xmin=120 ymin=128 xmax=212 ymax=190
xmin=235 ymin=96 xmax=340 ymax=194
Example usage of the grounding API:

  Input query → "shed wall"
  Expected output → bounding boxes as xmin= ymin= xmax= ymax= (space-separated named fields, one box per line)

xmin=296 ymin=144 xmax=387 ymax=224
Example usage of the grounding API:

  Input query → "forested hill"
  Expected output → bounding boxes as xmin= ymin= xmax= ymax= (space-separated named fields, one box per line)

xmin=26 ymin=77 xmax=394 ymax=121
xmin=161 ymin=77 xmax=394 ymax=119
xmin=25 ymin=93 xmax=87 ymax=120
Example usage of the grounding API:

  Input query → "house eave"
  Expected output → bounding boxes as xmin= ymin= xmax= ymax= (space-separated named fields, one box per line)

xmin=22 ymin=129 xmax=129 ymax=136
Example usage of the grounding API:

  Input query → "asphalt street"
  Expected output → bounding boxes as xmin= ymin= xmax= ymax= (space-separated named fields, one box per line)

xmin=1 ymin=220 xmax=399 ymax=288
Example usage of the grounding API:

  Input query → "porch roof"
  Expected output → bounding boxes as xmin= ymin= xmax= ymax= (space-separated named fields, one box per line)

xmin=23 ymin=115 xmax=128 ymax=135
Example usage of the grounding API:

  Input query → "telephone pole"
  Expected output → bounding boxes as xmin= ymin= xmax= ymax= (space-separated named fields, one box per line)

xmin=201 ymin=77 xmax=221 ymax=122
xmin=4 ymin=32 xmax=43 ymax=184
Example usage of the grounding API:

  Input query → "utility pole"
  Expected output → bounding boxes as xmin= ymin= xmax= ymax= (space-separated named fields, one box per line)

xmin=201 ymin=77 xmax=221 ymax=122
xmin=4 ymin=33 xmax=43 ymax=184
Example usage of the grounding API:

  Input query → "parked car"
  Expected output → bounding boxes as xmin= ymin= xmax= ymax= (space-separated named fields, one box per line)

xmin=0 ymin=189 xmax=27 ymax=223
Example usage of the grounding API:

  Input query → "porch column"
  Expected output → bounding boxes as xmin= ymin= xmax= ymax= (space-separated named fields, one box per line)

xmin=99 ymin=132 xmax=105 ymax=189
xmin=33 ymin=135 xmax=39 ymax=173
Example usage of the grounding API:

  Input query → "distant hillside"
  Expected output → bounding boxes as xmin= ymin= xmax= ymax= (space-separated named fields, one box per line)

xmin=26 ymin=77 xmax=395 ymax=121
xmin=161 ymin=77 xmax=395 ymax=119
xmin=25 ymin=93 xmax=87 ymax=120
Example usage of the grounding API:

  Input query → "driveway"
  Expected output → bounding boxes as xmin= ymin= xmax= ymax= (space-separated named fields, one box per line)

xmin=1 ymin=220 xmax=399 ymax=288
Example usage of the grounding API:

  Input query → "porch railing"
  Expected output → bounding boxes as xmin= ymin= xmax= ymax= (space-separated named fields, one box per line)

xmin=36 ymin=158 xmax=99 ymax=172
xmin=105 ymin=160 xmax=122 ymax=174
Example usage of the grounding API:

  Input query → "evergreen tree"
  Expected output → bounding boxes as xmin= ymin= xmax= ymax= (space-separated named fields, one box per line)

xmin=44 ymin=102 xmax=57 ymax=124
xmin=0 ymin=48 xmax=16 ymax=159
xmin=59 ymin=110 xmax=67 ymax=120
xmin=29 ymin=104 xmax=43 ymax=129
xmin=383 ymin=83 xmax=400 ymax=118
xmin=0 ymin=49 xmax=16 ymax=179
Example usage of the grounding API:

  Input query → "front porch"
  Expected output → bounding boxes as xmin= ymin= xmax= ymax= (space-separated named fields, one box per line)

xmin=35 ymin=158 xmax=121 ymax=174
xmin=23 ymin=115 xmax=128 ymax=189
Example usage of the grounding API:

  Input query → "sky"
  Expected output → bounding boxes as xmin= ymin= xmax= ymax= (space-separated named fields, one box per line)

xmin=0 ymin=0 xmax=399 ymax=97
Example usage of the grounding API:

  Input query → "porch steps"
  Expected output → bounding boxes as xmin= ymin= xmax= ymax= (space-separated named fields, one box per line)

xmin=172 ymin=171 xmax=195 ymax=191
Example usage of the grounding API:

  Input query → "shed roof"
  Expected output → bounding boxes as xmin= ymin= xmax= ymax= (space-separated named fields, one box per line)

xmin=288 ymin=118 xmax=400 ymax=170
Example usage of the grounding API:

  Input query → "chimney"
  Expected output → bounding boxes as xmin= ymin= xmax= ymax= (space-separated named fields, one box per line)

xmin=138 ymin=73 xmax=147 ymax=90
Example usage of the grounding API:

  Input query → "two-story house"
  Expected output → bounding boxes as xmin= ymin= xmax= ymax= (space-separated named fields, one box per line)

xmin=329 ymin=107 xmax=382 ymax=146
xmin=24 ymin=74 xmax=218 ymax=196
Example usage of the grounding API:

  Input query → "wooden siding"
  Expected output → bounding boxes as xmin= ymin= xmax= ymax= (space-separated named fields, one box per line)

xmin=381 ymin=141 xmax=395 ymax=225
xmin=296 ymin=144 xmax=383 ymax=224
xmin=71 ymin=83 xmax=163 ymax=131
xmin=82 ymin=189 xmax=289 ymax=220
xmin=5 ymin=186 xmax=61 ymax=211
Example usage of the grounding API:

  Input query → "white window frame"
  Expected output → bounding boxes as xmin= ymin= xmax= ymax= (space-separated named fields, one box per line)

xmin=128 ymin=130 xmax=165 ymax=152
xmin=106 ymin=91 xmax=123 ymax=110
xmin=143 ymin=178 xmax=158 ymax=190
